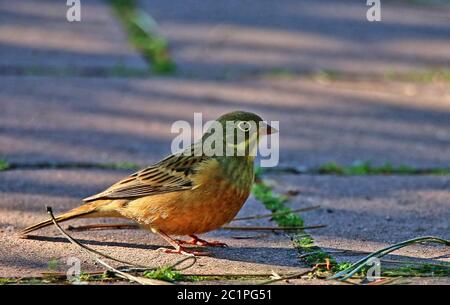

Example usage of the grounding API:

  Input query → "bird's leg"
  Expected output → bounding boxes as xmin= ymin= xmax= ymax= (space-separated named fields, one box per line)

xmin=153 ymin=229 xmax=211 ymax=256
xmin=176 ymin=235 xmax=228 ymax=247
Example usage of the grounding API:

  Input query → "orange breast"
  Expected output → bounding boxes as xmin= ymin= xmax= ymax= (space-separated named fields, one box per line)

xmin=118 ymin=159 xmax=252 ymax=235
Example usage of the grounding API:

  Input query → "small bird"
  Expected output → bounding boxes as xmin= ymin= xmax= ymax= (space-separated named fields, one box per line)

xmin=20 ymin=111 xmax=276 ymax=256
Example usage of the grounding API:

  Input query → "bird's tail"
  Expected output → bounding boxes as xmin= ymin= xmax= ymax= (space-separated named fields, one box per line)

xmin=20 ymin=203 xmax=101 ymax=236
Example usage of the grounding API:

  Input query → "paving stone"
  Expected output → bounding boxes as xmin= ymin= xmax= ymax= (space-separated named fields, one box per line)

xmin=0 ymin=169 xmax=302 ymax=278
xmin=1 ymin=0 xmax=449 ymax=286
xmin=1 ymin=76 xmax=449 ymax=168
xmin=139 ymin=0 xmax=450 ymax=77
xmin=0 ymin=0 xmax=146 ymax=70
xmin=288 ymin=277 xmax=450 ymax=285
xmin=268 ymin=174 xmax=450 ymax=266
xmin=384 ymin=277 xmax=450 ymax=285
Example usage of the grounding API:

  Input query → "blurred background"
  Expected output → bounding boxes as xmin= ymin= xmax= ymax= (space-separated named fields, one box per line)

xmin=1 ymin=0 xmax=449 ymax=168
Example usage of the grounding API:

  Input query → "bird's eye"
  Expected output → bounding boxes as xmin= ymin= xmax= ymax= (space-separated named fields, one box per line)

xmin=237 ymin=121 xmax=252 ymax=132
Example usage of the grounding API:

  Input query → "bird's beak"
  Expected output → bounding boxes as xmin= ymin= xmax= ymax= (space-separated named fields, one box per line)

xmin=260 ymin=122 xmax=278 ymax=135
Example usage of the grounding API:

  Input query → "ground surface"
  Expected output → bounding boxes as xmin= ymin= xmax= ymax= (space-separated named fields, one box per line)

xmin=140 ymin=0 xmax=450 ymax=77
xmin=270 ymin=174 xmax=450 ymax=261
xmin=0 ymin=0 xmax=449 ymax=284
xmin=0 ymin=169 xmax=301 ymax=278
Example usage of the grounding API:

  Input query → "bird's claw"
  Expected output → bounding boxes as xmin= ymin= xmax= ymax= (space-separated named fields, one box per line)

xmin=157 ymin=247 xmax=212 ymax=257
xmin=197 ymin=240 xmax=228 ymax=247
xmin=176 ymin=237 xmax=228 ymax=248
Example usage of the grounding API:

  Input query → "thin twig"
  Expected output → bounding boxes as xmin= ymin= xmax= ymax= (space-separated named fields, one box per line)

xmin=380 ymin=259 xmax=450 ymax=267
xmin=51 ymin=220 xmax=146 ymax=267
xmin=46 ymin=206 xmax=196 ymax=284
xmin=325 ymin=249 xmax=372 ymax=256
xmin=180 ymin=273 xmax=276 ymax=277
xmin=232 ymin=206 xmax=320 ymax=221
xmin=67 ymin=223 xmax=326 ymax=232
xmin=258 ymin=269 xmax=313 ymax=285
xmin=46 ymin=206 xmax=167 ymax=285
xmin=231 ymin=234 xmax=268 ymax=240
xmin=67 ymin=223 xmax=139 ymax=231
xmin=42 ymin=271 xmax=104 ymax=277
xmin=366 ymin=277 xmax=400 ymax=285
xmin=222 ymin=225 xmax=326 ymax=231
xmin=329 ymin=236 xmax=450 ymax=281
xmin=298 ymin=251 xmax=325 ymax=259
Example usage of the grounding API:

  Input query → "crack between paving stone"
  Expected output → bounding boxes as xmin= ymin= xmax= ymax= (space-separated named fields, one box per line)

xmin=252 ymin=174 xmax=337 ymax=279
xmin=2 ymin=161 xmax=450 ymax=176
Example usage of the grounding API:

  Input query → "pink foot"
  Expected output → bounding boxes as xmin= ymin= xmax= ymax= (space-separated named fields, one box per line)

xmin=176 ymin=235 xmax=228 ymax=248
xmin=157 ymin=246 xmax=211 ymax=256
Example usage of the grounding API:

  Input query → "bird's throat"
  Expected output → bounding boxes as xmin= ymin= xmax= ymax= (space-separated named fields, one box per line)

xmin=216 ymin=156 xmax=255 ymax=191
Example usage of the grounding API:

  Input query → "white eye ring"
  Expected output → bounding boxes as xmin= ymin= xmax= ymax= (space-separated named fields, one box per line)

xmin=237 ymin=121 xmax=252 ymax=132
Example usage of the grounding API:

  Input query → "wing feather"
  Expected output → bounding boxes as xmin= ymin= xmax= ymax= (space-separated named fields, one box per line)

xmin=83 ymin=152 xmax=207 ymax=202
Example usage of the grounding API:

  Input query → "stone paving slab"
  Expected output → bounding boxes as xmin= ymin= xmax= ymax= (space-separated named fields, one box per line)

xmin=0 ymin=0 xmax=146 ymax=70
xmin=1 ymin=76 xmax=449 ymax=168
xmin=288 ymin=277 xmax=450 ymax=285
xmin=268 ymin=174 xmax=450 ymax=265
xmin=139 ymin=0 xmax=450 ymax=77
xmin=0 ymin=169 xmax=302 ymax=278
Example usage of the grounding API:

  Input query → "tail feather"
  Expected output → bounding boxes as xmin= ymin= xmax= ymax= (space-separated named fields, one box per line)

xmin=20 ymin=207 xmax=96 ymax=236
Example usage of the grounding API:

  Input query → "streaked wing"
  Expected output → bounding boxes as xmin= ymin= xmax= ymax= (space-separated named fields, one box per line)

xmin=83 ymin=152 xmax=207 ymax=202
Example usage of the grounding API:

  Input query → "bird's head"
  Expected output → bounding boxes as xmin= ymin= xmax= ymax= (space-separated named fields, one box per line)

xmin=200 ymin=111 xmax=277 ymax=158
